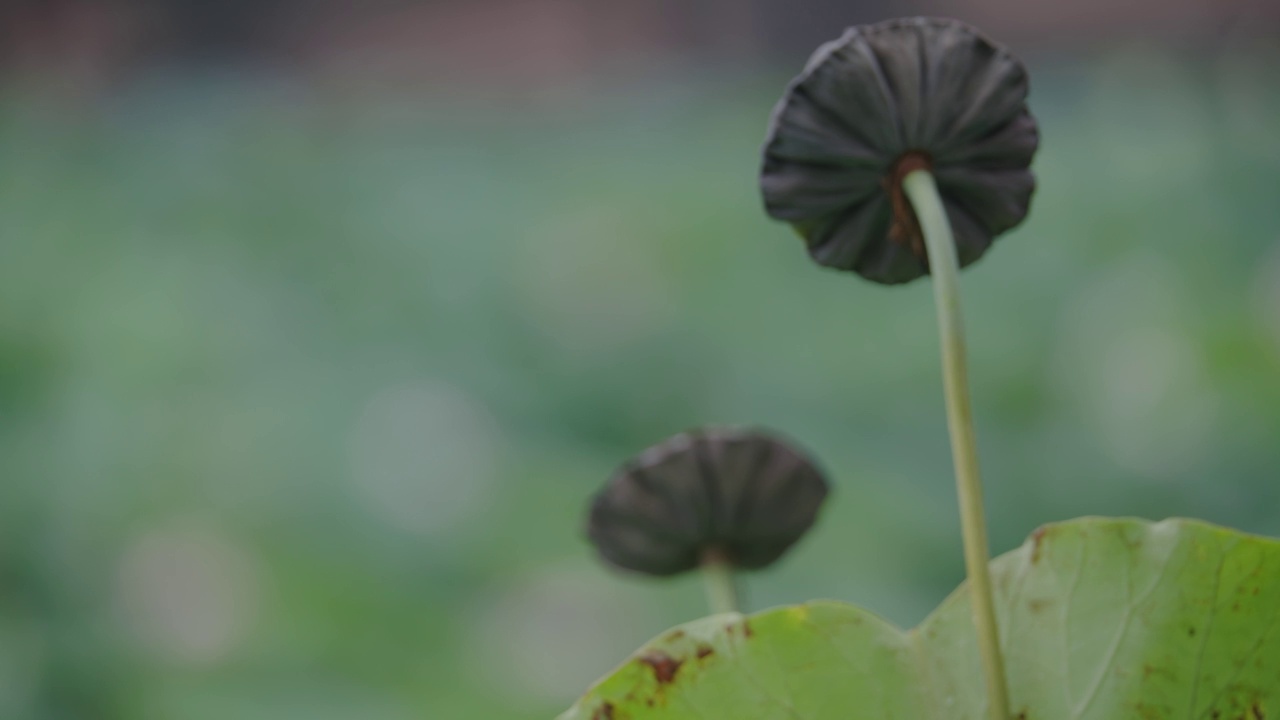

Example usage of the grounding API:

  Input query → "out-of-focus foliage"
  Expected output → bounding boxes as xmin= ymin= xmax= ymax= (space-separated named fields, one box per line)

xmin=0 ymin=47 xmax=1278 ymax=719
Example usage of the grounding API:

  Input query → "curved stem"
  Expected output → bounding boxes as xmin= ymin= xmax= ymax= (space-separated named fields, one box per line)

xmin=700 ymin=548 xmax=740 ymax=615
xmin=902 ymin=169 xmax=1010 ymax=720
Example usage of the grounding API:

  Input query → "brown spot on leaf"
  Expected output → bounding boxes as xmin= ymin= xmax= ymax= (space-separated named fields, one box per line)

xmin=696 ymin=645 xmax=714 ymax=660
xmin=1138 ymin=663 xmax=1178 ymax=683
xmin=1014 ymin=710 xmax=1028 ymax=720
xmin=640 ymin=652 xmax=683 ymax=684
xmin=665 ymin=629 xmax=686 ymax=642
xmin=1028 ymin=598 xmax=1051 ymax=613
xmin=1031 ymin=527 xmax=1048 ymax=563
xmin=1188 ymin=627 xmax=1197 ymax=637
xmin=592 ymin=702 xmax=615 ymax=720
xmin=1251 ymin=702 xmax=1266 ymax=720
xmin=743 ymin=621 xmax=754 ymax=638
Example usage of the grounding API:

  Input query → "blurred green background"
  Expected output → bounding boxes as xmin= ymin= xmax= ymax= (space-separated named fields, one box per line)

xmin=1 ymin=2 xmax=1279 ymax=718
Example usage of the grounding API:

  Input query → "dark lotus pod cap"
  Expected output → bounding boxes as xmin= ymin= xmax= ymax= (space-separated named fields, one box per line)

xmin=761 ymin=17 xmax=1039 ymax=285
xmin=586 ymin=428 xmax=830 ymax=577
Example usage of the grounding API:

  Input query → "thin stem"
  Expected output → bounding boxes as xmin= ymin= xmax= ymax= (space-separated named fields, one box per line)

xmin=902 ymin=169 xmax=1010 ymax=720
xmin=700 ymin=548 xmax=740 ymax=615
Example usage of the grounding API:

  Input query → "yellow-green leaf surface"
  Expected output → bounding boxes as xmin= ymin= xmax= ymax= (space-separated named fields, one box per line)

xmin=562 ymin=517 xmax=1280 ymax=719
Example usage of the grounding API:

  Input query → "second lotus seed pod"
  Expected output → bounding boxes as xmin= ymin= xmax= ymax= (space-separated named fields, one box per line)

xmin=586 ymin=428 xmax=830 ymax=577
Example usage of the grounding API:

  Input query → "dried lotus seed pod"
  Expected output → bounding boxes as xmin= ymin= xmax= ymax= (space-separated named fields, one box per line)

xmin=586 ymin=428 xmax=830 ymax=577
xmin=761 ymin=17 xmax=1039 ymax=284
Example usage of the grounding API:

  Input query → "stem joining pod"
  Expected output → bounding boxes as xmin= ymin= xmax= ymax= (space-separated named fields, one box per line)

xmin=903 ymin=168 xmax=1011 ymax=720
xmin=700 ymin=547 xmax=740 ymax=615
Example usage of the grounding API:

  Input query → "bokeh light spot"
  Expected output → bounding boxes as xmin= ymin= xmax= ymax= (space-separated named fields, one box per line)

xmin=115 ymin=521 xmax=260 ymax=667
xmin=347 ymin=381 xmax=501 ymax=537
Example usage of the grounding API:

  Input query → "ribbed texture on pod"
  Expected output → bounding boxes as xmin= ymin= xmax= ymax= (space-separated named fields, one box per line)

xmin=587 ymin=428 xmax=829 ymax=577
xmin=761 ymin=17 xmax=1039 ymax=284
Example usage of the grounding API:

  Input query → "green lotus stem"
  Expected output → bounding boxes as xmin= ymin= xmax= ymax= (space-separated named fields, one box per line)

xmin=700 ymin=548 xmax=740 ymax=615
xmin=903 ymin=169 xmax=1011 ymax=720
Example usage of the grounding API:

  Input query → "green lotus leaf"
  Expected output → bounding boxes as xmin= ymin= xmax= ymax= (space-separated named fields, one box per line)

xmin=562 ymin=517 xmax=1280 ymax=719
